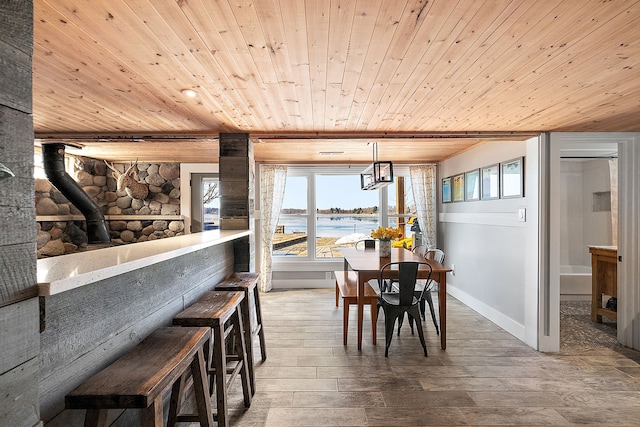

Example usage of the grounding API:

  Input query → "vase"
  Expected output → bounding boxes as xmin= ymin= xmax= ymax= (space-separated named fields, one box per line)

xmin=378 ymin=239 xmax=392 ymax=258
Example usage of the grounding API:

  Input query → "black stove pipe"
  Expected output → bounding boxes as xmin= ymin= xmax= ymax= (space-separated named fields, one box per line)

xmin=42 ymin=143 xmax=111 ymax=243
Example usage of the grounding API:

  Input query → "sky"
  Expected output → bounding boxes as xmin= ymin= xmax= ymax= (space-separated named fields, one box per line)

xmin=282 ymin=175 xmax=386 ymax=210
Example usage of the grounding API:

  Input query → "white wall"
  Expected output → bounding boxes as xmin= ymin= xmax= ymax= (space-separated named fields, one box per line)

xmin=560 ymin=158 xmax=612 ymax=268
xmin=439 ymin=138 xmax=540 ymax=346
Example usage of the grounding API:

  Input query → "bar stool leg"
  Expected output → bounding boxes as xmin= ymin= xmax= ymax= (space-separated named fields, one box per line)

xmin=233 ymin=306 xmax=252 ymax=408
xmin=192 ymin=347 xmax=214 ymax=426
xmin=212 ymin=322 xmax=229 ymax=427
xmin=84 ymin=409 xmax=108 ymax=427
xmin=141 ymin=395 xmax=163 ymax=427
xmin=166 ymin=373 xmax=186 ymax=426
xmin=239 ymin=296 xmax=256 ymax=396
xmin=253 ymin=288 xmax=267 ymax=361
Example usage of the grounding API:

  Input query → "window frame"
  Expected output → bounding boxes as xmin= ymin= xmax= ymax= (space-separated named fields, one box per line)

xmin=273 ymin=165 xmax=414 ymax=265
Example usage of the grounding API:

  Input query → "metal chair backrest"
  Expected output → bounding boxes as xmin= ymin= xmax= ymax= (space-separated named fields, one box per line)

xmin=355 ymin=239 xmax=375 ymax=250
xmin=412 ymin=244 xmax=427 ymax=257
xmin=380 ymin=261 xmax=432 ymax=306
xmin=425 ymin=249 xmax=445 ymax=264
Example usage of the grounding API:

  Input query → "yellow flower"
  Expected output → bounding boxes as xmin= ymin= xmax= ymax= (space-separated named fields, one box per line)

xmin=370 ymin=226 xmax=402 ymax=241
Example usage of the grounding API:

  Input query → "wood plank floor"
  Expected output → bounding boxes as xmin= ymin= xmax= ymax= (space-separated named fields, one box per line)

xmin=207 ymin=288 xmax=640 ymax=426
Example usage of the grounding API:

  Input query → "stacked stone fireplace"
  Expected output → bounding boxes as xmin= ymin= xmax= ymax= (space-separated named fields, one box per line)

xmin=36 ymin=156 xmax=184 ymax=257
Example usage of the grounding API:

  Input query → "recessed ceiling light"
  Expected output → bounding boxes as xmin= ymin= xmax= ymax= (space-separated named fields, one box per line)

xmin=181 ymin=89 xmax=198 ymax=98
xmin=319 ymin=151 xmax=344 ymax=155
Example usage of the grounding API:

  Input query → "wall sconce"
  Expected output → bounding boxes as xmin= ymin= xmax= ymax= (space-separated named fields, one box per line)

xmin=0 ymin=162 xmax=15 ymax=181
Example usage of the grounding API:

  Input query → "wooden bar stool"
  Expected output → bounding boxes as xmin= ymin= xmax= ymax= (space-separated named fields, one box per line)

xmin=214 ymin=272 xmax=266 ymax=396
xmin=173 ymin=291 xmax=251 ymax=427
xmin=65 ymin=326 xmax=213 ymax=427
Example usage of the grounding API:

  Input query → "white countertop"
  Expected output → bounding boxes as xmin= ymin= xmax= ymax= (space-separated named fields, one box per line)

xmin=37 ymin=229 xmax=252 ymax=296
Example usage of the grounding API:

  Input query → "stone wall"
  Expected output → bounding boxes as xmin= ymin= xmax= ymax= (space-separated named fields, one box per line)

xmin=35 ymin=156 xmax=184 ymax=257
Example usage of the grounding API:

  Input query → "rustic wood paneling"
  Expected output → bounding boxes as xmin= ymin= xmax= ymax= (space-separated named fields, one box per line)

xmin=0 ymin=243 xmax=38 ymax=306
xmin=39 ymin=242 xmax=234 ymax=422
xmin=0 ymin=298 xmax=39 ymax=374
xmin=0 ymin=35 xmax=32 ymax=114
xmin=0 ymin=357 xmax=40 ymax=427
xmin=0 ymin=0 xmax=33 ymax=54
xmin=0 ymin=3 xmax=39 ymax=427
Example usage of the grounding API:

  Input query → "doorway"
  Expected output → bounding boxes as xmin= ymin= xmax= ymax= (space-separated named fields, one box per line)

xmin=545 ymin=133 xmax=637 ymax=352
xmin=558 ymin=150 xmax=618 ymax=351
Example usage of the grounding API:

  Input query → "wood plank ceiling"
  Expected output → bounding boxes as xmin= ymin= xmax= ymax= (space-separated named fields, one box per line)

xmin=32 ymin=0 xmax=640 ymax=163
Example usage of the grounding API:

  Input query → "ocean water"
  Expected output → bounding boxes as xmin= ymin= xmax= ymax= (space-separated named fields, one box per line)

xmin=278 ymin=214 xmax=379 ymax=237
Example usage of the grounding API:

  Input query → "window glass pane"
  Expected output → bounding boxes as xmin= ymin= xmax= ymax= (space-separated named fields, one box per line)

xmin=388 ymin=176 xmax=416 ymax=239
xmin=202 ymin=178 xmax=219 ymax=230
xmin=316 ymin=174 xmax=379 ymax=258
xmin=274 ymin=176 xmax=308 ymax=256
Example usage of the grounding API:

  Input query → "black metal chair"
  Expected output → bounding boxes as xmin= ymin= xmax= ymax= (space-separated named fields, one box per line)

xmin=398 ymin=248 xmax=445 ymax=335
xmin=377 ymin=261 xmax=432 ymax=357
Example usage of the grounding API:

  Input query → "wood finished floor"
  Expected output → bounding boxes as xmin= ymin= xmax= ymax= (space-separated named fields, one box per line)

xmin=207 ymin=288 xmax=640 ymax=426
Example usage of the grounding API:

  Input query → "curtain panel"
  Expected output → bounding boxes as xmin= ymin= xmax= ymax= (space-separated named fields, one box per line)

xmin=409 ymin=165 xmax=437 ymax=248
xmin=259 ymin=165 xmax=288 ymax=292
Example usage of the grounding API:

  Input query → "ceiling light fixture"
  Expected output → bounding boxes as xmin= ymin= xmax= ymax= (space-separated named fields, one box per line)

xmin=360 ymin=143 xmax=393 ymax=190
xmin=180 ymin=89 xmax=198 ymax=98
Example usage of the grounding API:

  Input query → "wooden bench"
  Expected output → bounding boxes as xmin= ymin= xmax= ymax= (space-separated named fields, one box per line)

xmin=215 ymin=272 xmax=266 ymax=396
xmin=334 ymin=270 xmax=378 ymax=345
xmin=173 ymin=291 xmax=251 ymax=427
xmin=65 ymin=326 xmax=213 ymax=427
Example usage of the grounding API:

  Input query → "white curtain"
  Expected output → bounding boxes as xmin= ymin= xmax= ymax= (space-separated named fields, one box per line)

xmin=609 ymin=158 xmax=618 ymax=246
xmin=410 ymin=165 xmax=437 ymax=248
xmin=259 ymin=165 xmax=288 ymax=292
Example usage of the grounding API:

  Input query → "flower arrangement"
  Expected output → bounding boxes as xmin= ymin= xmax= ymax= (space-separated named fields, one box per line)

xmin=370 ymin=226 xmax=402 ymax=241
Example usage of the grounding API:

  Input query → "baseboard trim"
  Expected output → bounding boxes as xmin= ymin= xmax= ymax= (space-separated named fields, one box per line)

xmin=447 ymin=285 xmax=526 ymax=343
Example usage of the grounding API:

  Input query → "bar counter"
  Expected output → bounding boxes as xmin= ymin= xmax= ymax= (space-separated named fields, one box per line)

xmin=37 ymin=229 xmax=251 ymax=296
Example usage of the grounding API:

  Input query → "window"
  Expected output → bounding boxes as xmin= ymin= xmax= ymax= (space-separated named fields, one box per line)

xmin=202 ymin=177 xmax=220 ymax=230
xmin=274 ymin=166 xmax=414 ymax=259
xmin=190 ymin=173 xmax=219 ymax=232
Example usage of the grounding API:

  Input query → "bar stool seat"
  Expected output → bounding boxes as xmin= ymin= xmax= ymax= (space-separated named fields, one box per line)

xmin=173 ymin=291 xmax=251 ymax=427
xmin=65 ymin=326 xmax=213 ymax=427
xmin=214 ymin=272 xmax=266 ymax=396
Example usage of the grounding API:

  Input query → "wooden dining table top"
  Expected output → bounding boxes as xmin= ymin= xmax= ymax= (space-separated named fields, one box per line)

xmin=341 ymin=247 xmax=450 ymax=274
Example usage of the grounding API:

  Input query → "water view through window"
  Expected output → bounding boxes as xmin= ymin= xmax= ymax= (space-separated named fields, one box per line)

xmin=274 ymin=173 xmax=382 ymax=258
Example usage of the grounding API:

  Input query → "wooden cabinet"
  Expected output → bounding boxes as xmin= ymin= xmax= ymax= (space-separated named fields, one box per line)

xmin=589 ymin=246 xmax=617 ymax=322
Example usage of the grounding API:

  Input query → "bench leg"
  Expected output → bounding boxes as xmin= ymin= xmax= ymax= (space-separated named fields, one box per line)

xmin=84 ymin=409 xmax=108 ymax=427
xmin=141 ymin=395 xmax=163 ymax=427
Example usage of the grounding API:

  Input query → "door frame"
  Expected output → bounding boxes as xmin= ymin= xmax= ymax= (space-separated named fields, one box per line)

xmin=542 ymin=132 xmax=637 ymax=352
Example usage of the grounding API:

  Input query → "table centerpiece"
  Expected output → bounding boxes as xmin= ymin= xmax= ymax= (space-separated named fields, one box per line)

xmin=370 ymin=226 xmax=402 ymax=258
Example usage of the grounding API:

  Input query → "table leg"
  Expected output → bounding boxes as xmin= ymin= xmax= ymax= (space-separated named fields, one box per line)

xmin=357 ymin=275 xmax=364 ymax=351
xmin=438 ymin=272 xmax=447 ymax=350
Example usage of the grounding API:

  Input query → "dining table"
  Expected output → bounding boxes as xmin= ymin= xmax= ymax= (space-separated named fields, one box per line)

xmin=341 ymin=246 xmax=452 ymax=351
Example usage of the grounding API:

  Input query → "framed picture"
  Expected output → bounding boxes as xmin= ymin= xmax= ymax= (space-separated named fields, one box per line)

xmin=442 ymin=177 xmax=452 ymax=203
xmin=452 ymin=173 xmax=465 ymax=202
xmin=465 ymin=169 xmax=480 ymax=201
xmin=501 ymin=157 xmax=524 ymax=198
xmin=481 ymin=164 xmax=500 ymax=200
